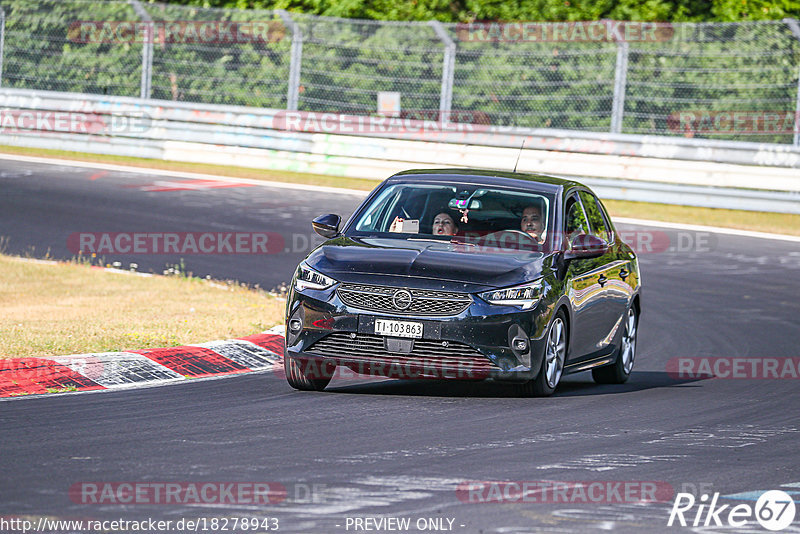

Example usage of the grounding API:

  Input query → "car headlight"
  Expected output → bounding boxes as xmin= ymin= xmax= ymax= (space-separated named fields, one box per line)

xmin=479 ymin=280 xmax=542 ymax=310
xmin=294 ymin=261 xmax=337 ymax=291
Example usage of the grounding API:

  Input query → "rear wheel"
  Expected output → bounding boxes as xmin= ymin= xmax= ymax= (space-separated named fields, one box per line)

xmin=285 ymin=355 xmax=333 ymax=391
xmin=518 ymin=311 xmax=567 ymax=397
xmin=592 ymin=306 xmax=637 ymax=384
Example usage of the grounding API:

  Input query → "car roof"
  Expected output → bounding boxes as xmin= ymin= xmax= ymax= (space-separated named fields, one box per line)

xmin=388 ymin=168 xmax=584 ymax=194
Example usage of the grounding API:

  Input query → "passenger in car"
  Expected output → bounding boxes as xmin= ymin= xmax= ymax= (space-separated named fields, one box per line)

xmin=389 ymin=210 xmax=459 ymax=235
xmin=431 ymin=212 xmax=459 ymax=236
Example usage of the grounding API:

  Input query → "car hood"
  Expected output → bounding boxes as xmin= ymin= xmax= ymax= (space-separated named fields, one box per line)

xmin=305 ymin=236 xmax=548 ymax=289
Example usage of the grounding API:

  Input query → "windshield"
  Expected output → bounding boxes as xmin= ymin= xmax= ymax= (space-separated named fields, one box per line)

xmin=348 ymin=183 xmax=555 ymax=253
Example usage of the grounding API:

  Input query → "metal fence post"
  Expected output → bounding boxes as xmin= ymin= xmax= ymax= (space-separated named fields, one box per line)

xmin=429 ymin=20 xmax=455 ymax=121
xmin=129 ymin=0 xmax=152 ymax=99
xmin=794 ymin=65 xmax=800 ymax=147
xmin=278 ymin=10 xmax=302 ymax=111
xmin=784 ymin=19 xmax=800 ymax=146
xmin=0 ymin=8 xmax=6 ymax=87
xmin=610 ymin=41 xmax=629 ymax=134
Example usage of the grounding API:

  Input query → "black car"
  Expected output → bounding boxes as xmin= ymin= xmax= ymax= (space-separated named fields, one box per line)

xmin=284 ymin=169 xmax=641 ymax=396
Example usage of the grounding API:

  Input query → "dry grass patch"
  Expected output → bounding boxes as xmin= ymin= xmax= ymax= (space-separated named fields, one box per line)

xmin=0 ymin=255 xmax=284 ymax=359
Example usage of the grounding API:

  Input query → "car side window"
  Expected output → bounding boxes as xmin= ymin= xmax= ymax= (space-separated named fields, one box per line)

xmin=595 ymin=197 xmax=615 ymax=242
xmin=578 ymin=191 xmax=610 ymax=242
xmin=564 ymin=195 xmax=589 ymax=238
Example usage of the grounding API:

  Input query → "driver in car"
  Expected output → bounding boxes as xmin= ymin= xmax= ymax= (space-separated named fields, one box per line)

xmin=520 ymin=205 xmax=545 ymax=244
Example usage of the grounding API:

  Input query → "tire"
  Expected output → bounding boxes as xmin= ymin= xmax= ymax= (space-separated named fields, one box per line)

xmin=517 ymin=311 xmax=567 ymax=397
xmin=285 ymin=355 xmax=333 ymax=391
xmin=592 ymin=305 xmax=638 ymax=384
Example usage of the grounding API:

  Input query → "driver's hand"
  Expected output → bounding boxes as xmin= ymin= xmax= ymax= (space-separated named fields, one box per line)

xmin=389 ymin=216 xmax=401 ymax=232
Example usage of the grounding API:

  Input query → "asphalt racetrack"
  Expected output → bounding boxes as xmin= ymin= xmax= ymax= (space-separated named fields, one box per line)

xmin=2 ymin=158 xmax=799 ymax=533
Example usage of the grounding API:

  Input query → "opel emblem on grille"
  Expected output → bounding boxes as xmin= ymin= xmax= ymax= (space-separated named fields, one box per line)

xmin=392 ymin=289 xmax=413 ymax=310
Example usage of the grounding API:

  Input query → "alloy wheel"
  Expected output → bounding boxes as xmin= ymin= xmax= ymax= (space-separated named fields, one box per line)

xmin=621 ymin=308 xmax=637 ymax=375
xmin=545 ymin=317 xmax=566 ymax=388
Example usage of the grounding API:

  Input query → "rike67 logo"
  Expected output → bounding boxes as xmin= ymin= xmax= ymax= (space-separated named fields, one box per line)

xmin=668 ymin=490 xmax=796 ymax=531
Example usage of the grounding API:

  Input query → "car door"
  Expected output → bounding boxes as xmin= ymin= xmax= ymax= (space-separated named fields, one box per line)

xmin=578 ymin=190 xmax=630 ymax=354
xmin=596 ymin=194 xmax=638 ymax=302
xmin=563 ymin=192 xmax=612 ymax=362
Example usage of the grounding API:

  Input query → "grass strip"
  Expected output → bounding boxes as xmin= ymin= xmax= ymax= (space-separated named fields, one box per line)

xmin=0 ymin=254 xmax=284 ymax=359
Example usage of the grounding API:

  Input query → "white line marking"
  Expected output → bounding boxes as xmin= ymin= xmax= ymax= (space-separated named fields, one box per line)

xmin=615 ymin=217 xmax=800 ymax=243
xmin=0 ymin=153 xmax=369 ymax=196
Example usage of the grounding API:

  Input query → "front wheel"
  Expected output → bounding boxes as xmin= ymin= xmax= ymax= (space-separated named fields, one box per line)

xmin=285 ymin=355 xmax=333 ymax=391
xmin=517 ymin=311 xmax=567 ymax=397
xmin=592 ymin=306 xmax=637 ymax=384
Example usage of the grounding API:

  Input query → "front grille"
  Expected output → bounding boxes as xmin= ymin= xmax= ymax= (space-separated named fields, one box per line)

xmin=337 ymin=283 xmax=471 ymax=316
xmin=306 ymin=332 xmax=498 ymax=371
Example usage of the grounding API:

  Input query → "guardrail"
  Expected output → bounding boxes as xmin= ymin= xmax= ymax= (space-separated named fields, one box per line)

xmin=0 ymin=88 xmax=798 ymax=214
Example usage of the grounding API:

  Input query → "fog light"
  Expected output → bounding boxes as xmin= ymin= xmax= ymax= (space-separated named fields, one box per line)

xmin=513 ymin=338 xmax=528 ymax=352
xmin=289 ymin=319 xmax=302 ymax=333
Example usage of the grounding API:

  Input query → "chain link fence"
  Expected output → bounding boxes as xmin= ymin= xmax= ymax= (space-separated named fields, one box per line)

xmin=1 ymin=0 xmax=799 ymax=144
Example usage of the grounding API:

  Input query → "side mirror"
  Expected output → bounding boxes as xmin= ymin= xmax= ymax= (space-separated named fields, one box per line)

xmin=564 ymin=233 xmax=608 ymax=260
xmin=312 ymin=213 xmax=341 ymax=238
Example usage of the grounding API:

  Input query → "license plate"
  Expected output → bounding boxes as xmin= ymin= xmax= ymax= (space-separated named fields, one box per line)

xmin=374 ymin=319 xmax=423 ymax=339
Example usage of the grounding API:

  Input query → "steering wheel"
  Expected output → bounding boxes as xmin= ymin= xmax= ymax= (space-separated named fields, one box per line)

xmin=477 ymin=229 xmax=542 ymax=248
xmin=483 ymin=229 xmax=537 ymax=241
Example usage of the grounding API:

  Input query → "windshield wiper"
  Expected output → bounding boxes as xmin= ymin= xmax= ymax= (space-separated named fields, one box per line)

xmin=406 ymin=237 xmax=477 ymax=247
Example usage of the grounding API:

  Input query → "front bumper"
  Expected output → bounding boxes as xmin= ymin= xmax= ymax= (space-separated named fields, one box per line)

xmin=284 ymin=284 xmax=550 ymax=382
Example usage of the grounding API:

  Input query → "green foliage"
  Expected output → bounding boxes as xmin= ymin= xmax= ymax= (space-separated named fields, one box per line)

xmin=152 ymin=0 xmax=800 ymax=22
xmin=2 ymin=0 xmax=798 ymax=143
xmin=291 ymin=15 xmax=444 ymax=112
xmin=3 ymin=0 xmax=142 ymax=96
xmin=622 ymin=23 xmax=800 ymax=143
xmin=711 ymin=0 xmax=800 ymax=21
xmin=143 ymin=2 xmax=291 ymax=106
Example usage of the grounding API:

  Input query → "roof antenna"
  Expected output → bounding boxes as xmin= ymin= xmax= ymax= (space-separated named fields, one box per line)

xmin=512 ymin=138 xmax=526 ymax=173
